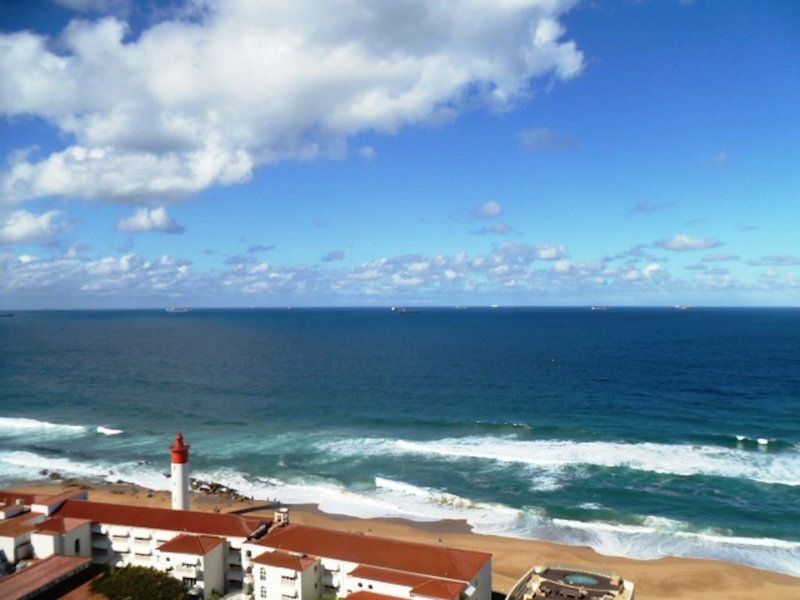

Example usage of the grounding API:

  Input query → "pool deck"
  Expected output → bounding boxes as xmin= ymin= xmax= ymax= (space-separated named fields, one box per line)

xmin=506 ymin=565 xmax=635 ymax=600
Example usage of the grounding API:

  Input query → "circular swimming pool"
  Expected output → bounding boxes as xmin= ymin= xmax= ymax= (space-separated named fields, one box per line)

xmin=564 ymin=574 xmax=600 ymax=586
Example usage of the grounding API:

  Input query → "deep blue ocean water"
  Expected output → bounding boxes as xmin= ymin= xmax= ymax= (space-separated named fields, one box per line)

xmin=1 ymin=308 xmax=799 ymax=574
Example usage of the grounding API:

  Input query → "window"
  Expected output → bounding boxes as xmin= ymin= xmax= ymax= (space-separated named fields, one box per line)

xmin=74 ymin=539 xmax=80 ymax=554
xmin=260 ymin=588 xmax=267 ymax=598
xmin=182 ymin=577 xmax=197 ymax=588
xmin=260 ymin=568 xmax=267 ymax=580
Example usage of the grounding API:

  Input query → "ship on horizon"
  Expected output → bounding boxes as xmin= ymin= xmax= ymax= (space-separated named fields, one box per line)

xmin=390 ymin=306 xmax=419 ymax=313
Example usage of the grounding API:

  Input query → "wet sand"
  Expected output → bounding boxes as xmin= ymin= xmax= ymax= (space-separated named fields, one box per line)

xmin=11 ymin=481 xmax=800 ymax=600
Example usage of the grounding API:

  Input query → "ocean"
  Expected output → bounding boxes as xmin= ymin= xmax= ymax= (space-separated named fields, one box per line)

xmin=1 ymin=308 xmax=799 ymax=575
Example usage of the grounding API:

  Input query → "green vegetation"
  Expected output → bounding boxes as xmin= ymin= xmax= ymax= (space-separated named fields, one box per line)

xmin=91 ymin=565 xmax=188 ymax=600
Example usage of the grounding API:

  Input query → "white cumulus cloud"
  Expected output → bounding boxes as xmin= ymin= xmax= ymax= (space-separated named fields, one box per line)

xmin=117 ymin=207 xmax=185 ymax=234
xmin=0 ymin=0 xmax=584 ymax=206
xmin=0 ymin=209 xmax=64 ymax=245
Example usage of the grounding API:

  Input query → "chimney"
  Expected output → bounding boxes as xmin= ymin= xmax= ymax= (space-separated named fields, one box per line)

xmin=274 ymin=507 xmax=290 ymax=526
xmin=170 ymin=433 xmax=190 ymax=510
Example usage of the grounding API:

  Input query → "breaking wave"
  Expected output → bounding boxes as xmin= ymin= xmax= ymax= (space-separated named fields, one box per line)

xmin=0 ymin=417 xmax=87 ymax=438
xmin=322 ymin=435 xmax=800 ymax=486
xmin=96 ymin=426 xmax=123 ymax=436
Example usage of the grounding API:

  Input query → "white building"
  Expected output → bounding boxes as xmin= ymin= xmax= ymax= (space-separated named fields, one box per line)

xmin=55 ymin=497 xmax=266 ymax=599
xmin=0 ymin=434 xmax=494 ymax=600
xmin=155 ymin=534 xmax=226 ymax=598
xmin=244 ymin=524 xmax=492 ymax=600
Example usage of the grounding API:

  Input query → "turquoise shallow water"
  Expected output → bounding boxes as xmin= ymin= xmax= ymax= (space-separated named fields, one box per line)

xmin=1 ymin=308 xmax=799 ymax=574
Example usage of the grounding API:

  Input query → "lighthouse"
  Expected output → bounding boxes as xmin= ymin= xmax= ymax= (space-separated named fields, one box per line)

xmin=170 ymin=432 xmax=190 ymax=510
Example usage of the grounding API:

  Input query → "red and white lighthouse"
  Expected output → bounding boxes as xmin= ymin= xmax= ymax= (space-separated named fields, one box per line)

xmin=170 ymin=433 xmax=190 ymax=510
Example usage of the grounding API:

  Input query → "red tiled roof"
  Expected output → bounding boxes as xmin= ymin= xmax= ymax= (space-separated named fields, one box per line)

xmin=56 ymin=499 xmax=267 ymax=538
xmin=157 ymin=534 xmax=225 ymax=555
xmin=31 ymin=489 xmax=88 ymax=508
xmin=36 ymin=516 xmax=92 ymax=534
xmin=253 ymin=550 xmax=317 ymax=571
xmin=0 ymin=512 xmax=44 ymax=537
xmin=350 ymin=565 xmax=467 ymax=600
xmin=0 ymin=491 xmax=44 ymax=506
xmin=0 ymin=489 xmax=88 ymax=516
xmin=348 ymin=592 xmax=407 ymax=600
xmin=351 ymin=564 xmax=429 ymax=587
xmin=259 ymin=525 xmax=490 ymax=581
xmin=411 ymin=578 xmax=468 ymax=600
xmin=0 ymin=555 xmax=91 ymax=599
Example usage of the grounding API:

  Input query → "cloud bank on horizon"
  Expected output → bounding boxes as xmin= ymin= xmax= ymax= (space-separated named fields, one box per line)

xmin=0 ymin=0 xmax=797 ymax=307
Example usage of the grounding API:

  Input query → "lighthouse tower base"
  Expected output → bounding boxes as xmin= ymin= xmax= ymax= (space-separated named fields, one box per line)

xmin=171 ymin=461 xmax=189 ymax=510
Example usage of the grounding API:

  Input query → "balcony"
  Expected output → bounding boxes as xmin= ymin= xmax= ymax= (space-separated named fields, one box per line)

xmin=154 ymin=530 xmax=174 ymax=543
xmin=174 ymin=565 xmax=199 ymax=579
xmin=131 ymin=528 xmax=152 ymax=540
xmin=132 ymin=541 xmax=152 ymax=555
xmin=130 ymin=555 xmax=154 ymax=568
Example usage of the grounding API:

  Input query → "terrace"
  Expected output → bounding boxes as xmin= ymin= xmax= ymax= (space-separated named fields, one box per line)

xmin=507 ymin=566 xmax=634 ymax=600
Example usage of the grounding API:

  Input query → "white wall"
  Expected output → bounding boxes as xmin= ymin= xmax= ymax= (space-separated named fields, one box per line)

xmin=473 ymin=559 xmax=493 ymax=600
xmin=299 ymin=562 xmax=321 ymax=600
xmin=156 ymin=544 xmax=226 ymax=600
xmin=31 ymin=532 xmax=59 ymax=557
xmin=0 ymin=536 xmax=18 ymax=563
xmin=202 ymin=542 xmax=226 ymax=600
xmin=253 ymin=563 xmax=304 ymax=600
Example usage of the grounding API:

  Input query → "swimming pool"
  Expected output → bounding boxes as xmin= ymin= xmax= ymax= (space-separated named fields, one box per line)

xmin=564 ymin=573 xmax=600 ymax=586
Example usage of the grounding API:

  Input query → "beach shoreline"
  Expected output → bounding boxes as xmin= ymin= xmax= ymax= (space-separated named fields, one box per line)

xmin=8 ymin=478 xmax=799 ymax=600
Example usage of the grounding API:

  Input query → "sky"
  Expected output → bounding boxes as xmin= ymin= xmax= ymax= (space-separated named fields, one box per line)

xmin=0 ymin=0 xmax=798 ymax=308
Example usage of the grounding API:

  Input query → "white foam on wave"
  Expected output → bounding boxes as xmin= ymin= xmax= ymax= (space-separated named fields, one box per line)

xmin=0 ymin=451 xmax=110 ymax=480
xmin=97 ymin=426 xmax=123 ymax=436
xmin=0 ymin=450 xmax=169 ymax=492
xmin=544 ymin=516 xmax=800 ymax=576
xmin=0 ymin=417 xmax=87 ymax=437
xmin=194 ymin=469 xmax=530 ymax=533
xmin=323 ymin=435 xmax=800 ymax=486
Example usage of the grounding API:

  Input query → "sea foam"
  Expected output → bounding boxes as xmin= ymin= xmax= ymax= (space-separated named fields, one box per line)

xmin=97 ymin=426 xmax=123 ymax=436
xmin=0 ymin=417 xmax=87 ymax=437
xmin=323 ymin=435 xmax=800 ymax=486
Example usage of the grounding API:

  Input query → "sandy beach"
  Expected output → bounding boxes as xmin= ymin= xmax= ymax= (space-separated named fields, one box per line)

xmin=9 ymin=481 xmax=799 ymax=600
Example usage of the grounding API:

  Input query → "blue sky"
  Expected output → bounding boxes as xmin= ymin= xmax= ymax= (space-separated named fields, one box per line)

xmin=0 ymin=0 xmax=798 ymax=307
